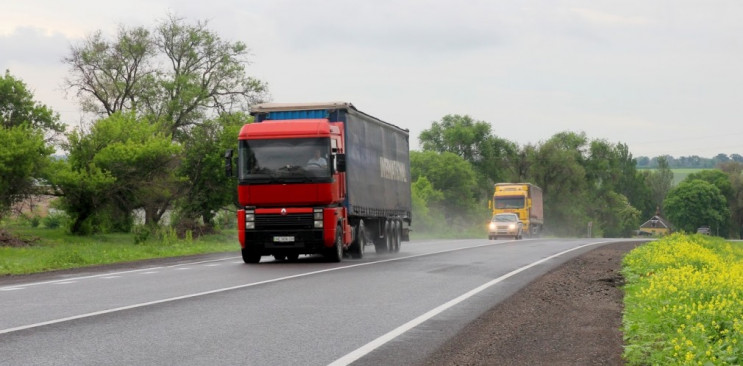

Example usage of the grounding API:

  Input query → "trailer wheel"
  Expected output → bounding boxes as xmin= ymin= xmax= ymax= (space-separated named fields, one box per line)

xmin=384 ymin=221 xmax=395 ymax=253
xmin=350 ymin=221 xmax=366 ymax=259
xmin=393 ymin=221 xmax=401 ymax=253
xmin=375 ymin=221 xmax=388 ymax=254
xmin=242 ymin=248 xmax=261 ymax=264
xmin=325 ymin=225 xmax=343 ymax=262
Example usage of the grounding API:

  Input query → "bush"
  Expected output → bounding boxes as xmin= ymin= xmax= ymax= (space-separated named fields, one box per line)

xmin=42 ymin=211 xmax=68 ymax=229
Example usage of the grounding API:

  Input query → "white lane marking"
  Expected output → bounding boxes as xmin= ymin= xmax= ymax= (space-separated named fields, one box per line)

xmin=0 ymin=239 xmax=622 ymax=335
xmin=327 ymin=240 xmax=616 ymax=366
xmin=175 ymin=268 xmax=191 ymax=271
xmin=203 ymin=264 xmax=221 ymax=267
xmin=0 ymin=256 xmax=241 ymax=291
xmin=141 ymin=271 xmax=159 ymax=275
xmin=0 ymin=287 xmax=23 ymax=291
xmin=54 ymin=281 xmax=76 ymax=285
xmin=101 ymin=276 xmax=122 ymax=280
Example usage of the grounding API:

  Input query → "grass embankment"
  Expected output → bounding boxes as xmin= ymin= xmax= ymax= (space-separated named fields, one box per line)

xmin=622 ymin=234 xmax=743 ymax=365
xmin=0 ymin=224 xmax=238 ymax=276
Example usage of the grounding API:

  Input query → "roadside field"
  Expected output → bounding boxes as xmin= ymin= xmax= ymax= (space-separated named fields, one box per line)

xmin=622 ymin=234 xmax=743 ymax=365
xmin=0 ymin=223 xmax=237 ymax=275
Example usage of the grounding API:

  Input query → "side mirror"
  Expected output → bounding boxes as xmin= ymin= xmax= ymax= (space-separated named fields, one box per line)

xmin=335 ymin=153 xmax=346 ymax=173
xmin=225 ymin=149 xmax=233 ymax=177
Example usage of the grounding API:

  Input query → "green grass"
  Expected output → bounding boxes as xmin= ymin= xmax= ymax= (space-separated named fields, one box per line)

xmin=0 ymin=223 xmax=239 ymax=276
xmin=637 ymin=168 xmax=707 ymax=186
xmin=622 ymin=234 xmax=743 ymax=365
xmin=670 ymin=168 xmax=706 ymax=186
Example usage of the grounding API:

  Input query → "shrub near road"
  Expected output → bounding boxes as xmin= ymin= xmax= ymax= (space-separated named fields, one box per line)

xmin=622 ymin=234 xmax=743 ymax=365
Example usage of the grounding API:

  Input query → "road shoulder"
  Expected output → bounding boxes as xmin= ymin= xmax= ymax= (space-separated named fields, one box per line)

xmin=420 ymin=241 xmax=643 ymax=365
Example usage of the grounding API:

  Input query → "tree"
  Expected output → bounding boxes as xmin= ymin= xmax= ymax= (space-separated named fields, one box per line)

xmin=410 ymin=150 xmax=483 ymax=227
xmin=50 ymin=113 xmax=181 ymax=233
xmin=63 ymin=15 xmax=268 ymax=139
xmin=663 ymin=179 xmax=729 ymax=235
xmin=716 ymin=162 xmax=743 ymax=238
xmin=62 ymin=15 xmax=268 ymax=231
xmin=643 ymin=156 xmax=674 ymax=214
xmin=175 ymin=112 xmax=248 ymax=227
xmin=0 ymin=126 xmax=52 ymax=220
xmin=526 ymin=132 xmax=589 ymax=236
xmin=418 ymin=114 xmax=518 ymax=188
xmin=0 ymin=72 xmax=56 ymax=222
xmin=410 ymin=176 xmax=445 ymax=233
xmin=1 ymin=70 xmax=64 ymax=135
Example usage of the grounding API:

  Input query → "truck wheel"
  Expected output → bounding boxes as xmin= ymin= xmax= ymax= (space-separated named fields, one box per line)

xmin=326 ymin=226 xmax=343 ymax=262
xmin=273 ymin=254 xmax=287 ymax=261
xmin=350 ymin=221 xmax=366 ymax=259
xmin=375 ymin=222 xmax=388 ymax=254
xmin=384 ymin=222 xmax=395 ymax=253
xmin=242 ymin=248 xmax=261 ymax=264
xmin=393 ymin=221 xmax=401 ymax=253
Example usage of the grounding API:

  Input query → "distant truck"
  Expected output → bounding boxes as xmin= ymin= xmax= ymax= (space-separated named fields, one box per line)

xmin=489 ymin=183 xmax=544 ymax=237
xmin=226 ymin=102 xmax=412 ymax=263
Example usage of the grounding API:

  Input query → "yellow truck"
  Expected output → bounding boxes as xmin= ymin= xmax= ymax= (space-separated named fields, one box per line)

xmin=489 ymin=183 xmax=544 ymax=238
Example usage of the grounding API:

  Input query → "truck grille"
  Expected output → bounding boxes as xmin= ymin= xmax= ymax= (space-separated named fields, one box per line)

xmin=255 ymin=213 xmax=314 ymax=230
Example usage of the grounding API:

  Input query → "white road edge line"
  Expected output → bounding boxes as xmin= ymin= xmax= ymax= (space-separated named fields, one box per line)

xmin=0 ymin=256 xmax=241 ymax=291
xmin=0 ymin=240 xmax=523 ymax=335
xmin=327 ymin=240 xmax=616 ymax=366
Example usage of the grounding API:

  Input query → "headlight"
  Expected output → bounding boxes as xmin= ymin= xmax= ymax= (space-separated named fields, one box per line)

xmin=245 ymin=213 xmax=255 ymax=221
xmin=246 ymin=221 xmax=255 ymax=229
xmin=489 ymin=222 xmax=496 ymax=230
xmin=314 ymin=208 xmax=323 ymax=228
xmin=509 ymin=224 xmax=516 ymax=229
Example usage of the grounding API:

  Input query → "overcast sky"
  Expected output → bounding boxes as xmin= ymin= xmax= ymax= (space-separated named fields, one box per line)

xmin=2 ymin=1 xmax=742 ymax=158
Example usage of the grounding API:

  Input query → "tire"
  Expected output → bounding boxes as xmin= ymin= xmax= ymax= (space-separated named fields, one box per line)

xmin=375 ymin=221 xmax=388 ymax=254
xmin=393 ymin=221 xmax=401 ymax=253
xmin=350 ymin=221 xmax=366 ymax=259
xmin=273 ymin=254 xmax=287 ymax=261
xmin=325 ymin=225 xmax=343 ymax=262
xmin=242 ymin=247 xmax=261 ymax=264
xmin=386 ymin=222 xmax=394 ymax=253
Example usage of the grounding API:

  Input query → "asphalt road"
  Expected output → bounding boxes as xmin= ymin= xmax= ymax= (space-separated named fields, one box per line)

xmin=0 ymin=237 xmax=635 ymax=366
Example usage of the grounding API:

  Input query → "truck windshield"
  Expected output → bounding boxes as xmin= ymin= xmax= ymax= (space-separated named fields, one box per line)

xmin=238 ymin=138 xmax=331 ymax=183
xmin=494 ymin=196 xmax=524 ymax=209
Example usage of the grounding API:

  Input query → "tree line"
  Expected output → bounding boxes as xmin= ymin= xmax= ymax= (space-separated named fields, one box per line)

xmin=636 ymin=154 xmax=743 ymax=169
xmin=410 ymin=115 xmax=743 ymax=239
xmin=1 ymin=15 xmax=265 ymax=238
xmin=2 ymin=15 xmax=741 ymax=241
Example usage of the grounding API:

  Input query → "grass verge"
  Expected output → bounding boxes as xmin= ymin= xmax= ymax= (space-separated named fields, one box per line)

xmin=622 ymin=233 xmax=743 ymax=365
xmin=0 ymin=224 xmax=238 ymax=276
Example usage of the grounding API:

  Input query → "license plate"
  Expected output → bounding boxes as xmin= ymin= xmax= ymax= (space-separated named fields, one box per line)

xmin=273 ymin=236 xmax=295 ymax=243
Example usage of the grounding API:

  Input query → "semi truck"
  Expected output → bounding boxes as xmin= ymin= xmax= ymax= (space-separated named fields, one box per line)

xmin=489 ymin=183 xmax=544 ymax=238
xmin=226 ymin=102 xmax=412 ymax=263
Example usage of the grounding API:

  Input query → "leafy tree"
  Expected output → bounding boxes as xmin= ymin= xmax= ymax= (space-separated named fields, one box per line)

xmin=526 ymin=131 xmax=589 ymax=236
xmin=716 ymin=162 xmax=743 ymax=238
xmin=0 ymin=72 xmax=56 ymax=221
xmin=685 ymin=169 xmax=732 ymax=201
xmin=1 ymin=70 xmax=64 ymax=135
xmin=63 ymin=15 xmax=268 ymax=139
xmin=418 ymin=114 xmax=518 ymax=188
xmin=663 ymin=179 xmax=729 ymax=235
xmin=0 ymin=126 xmax=53 ymax=220
xmin=410 ymin=150 xmax=482 ymax=227
xmin=175 ymin=112 xmax=248 ymax=226
xmin=50 ymin=113 xmax=181 ymax=233
xmin=643 ymin=156 xmax=674 ymax=214
xmin=410 ymin=176 xmax=445 ymax=233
